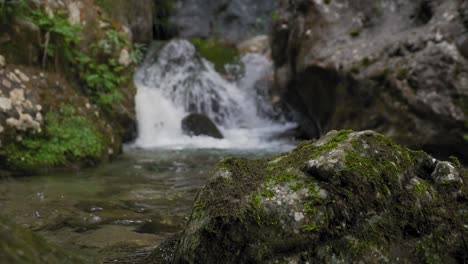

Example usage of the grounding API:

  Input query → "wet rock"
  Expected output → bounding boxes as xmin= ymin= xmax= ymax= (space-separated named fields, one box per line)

xmin=181 ymin=113 xmax=224 ymax=139
xmin=237 ymin=35 xmax=270 ymax=56
xmin=171 ymin=0 xmax=278 ymax=43
xmin=0 ymin=217 xmax=86 ymax=264
xmin=271 ymin=0 xmax=468 ymax=162
xmin=169 ymin=130 xmax=467 ymax=263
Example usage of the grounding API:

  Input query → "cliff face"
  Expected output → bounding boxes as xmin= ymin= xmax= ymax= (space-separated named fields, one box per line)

xmin=0 ymin=0 xmax=153 ymax=172
xmin=271 ymin=0 xmax=468 ymax=161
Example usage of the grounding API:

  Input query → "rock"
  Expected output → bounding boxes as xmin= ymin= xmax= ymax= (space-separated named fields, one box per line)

xmin=0 ymin=55 xmax=5 ymax=67
xmin=0 ymin=97 xmax=12 ymax=111
xmin=181 ymin=113 xmax=224 ymax=139
xmin=0 ymin=217 xmax=86 ymax=263
xmin=118 ymin=48 xmax=131 ymax=66
xmin=171 ymin=0 xmax=278 ymax=43
xmin=271 ymin=0 xmax=468 ymax=161
xmin=95 ymin=0 xmax=153 ymax=43
xmin=171 ymin=130 xmax=467 ymax=263
xmin=237 ymin=35 xmax=270 ymax=56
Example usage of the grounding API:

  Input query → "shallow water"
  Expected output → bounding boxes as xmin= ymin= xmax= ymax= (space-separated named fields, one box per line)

xmin=0 ymin=147 xmax=291 ymax=262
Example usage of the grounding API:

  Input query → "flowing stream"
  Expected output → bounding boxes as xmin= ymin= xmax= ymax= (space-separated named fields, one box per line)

xmin=0 ymin=40 xmax=296 ymax=262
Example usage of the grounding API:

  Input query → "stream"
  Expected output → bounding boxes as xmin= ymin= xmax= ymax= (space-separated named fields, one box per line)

xmin=0 ymin=148 xmax=288 ymax=262
xmin=0 ymin=40 xmax=296 ymax=262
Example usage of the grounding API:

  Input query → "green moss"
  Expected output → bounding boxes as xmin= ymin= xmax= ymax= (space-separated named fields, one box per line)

xmin=350 ymin=29 xmax=361 ymax=37
xmin=396 ymin=67 xmax=408 ymax=80
xmin=309 ymin=130 xmax=352 ymax=159
xmin=191 ymin=38 xmax=239 ymax=73
xmin=414 ymin=180 xmax=430 ymax=195
xmin=3 ymin=105 xmax=104 ymax=170
xmin=0 ymin=217 xmax=86 ymax=264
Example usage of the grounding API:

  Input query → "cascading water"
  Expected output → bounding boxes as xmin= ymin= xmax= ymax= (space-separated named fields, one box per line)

xmin=133 ymin=39 xmax=295 ymax=149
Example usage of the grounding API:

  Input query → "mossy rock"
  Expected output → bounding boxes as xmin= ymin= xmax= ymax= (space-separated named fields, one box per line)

xmin=2 ymin=105 xmax=106 ymax=172
xmin=191 ymin=38 xmax=239 ymax=73
xmin=172 ymin=130 xmax=467 ymax=263
xmin=0 ymin=217 xmax=86 ymax=264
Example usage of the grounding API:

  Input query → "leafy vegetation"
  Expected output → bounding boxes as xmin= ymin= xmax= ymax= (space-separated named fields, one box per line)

xmin=24 ymin=6 xmax=137 ymax=106
xmin=4 ymin=105 xmax=104 ymax=170
xmin=191 ymin=37 xmax=239 ymax=73
xmin=28 ymin=8 xmax=82 ymax=63
xmin=0 ymin=0 xmax=27 ymax=24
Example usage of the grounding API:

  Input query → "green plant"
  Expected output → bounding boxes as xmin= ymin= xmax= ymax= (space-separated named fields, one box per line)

xmin=28 ymin=8 xmax=82 ymax=62
xmin=76 ymin=53 xmax=125 ymax=105
xmin=4 ymin=105 xmax=104 ymax=169
xmin=271 ymin=10 xmax=280 ymax=21
xmin=130 ymin=43 xmax=146 ymax=65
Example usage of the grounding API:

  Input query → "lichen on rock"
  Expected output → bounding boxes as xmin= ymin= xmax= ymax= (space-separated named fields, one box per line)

xmin=169 ymin=130 xmax=467 ymax=264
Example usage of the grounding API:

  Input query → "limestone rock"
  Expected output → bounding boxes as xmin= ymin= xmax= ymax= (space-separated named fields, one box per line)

xmin=168 ymin=130 xmax=467 ymax=264
xmin=271 ymin=0 xmax=468 ymax=161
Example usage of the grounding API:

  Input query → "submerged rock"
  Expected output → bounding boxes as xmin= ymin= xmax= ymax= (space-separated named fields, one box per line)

xmin=271 ymin=0 xmax=468 ymax=161
xmin=166 ymin=130 xmax=467 ymax=263
xmin=0 ymin=218 xmax=86 ymax=264
xmin=181 ymin=113 xmax=223 ymax=139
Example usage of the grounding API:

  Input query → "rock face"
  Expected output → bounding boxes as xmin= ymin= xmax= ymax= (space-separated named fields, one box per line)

xmin=0 ymin=218 xmax=85 ymax=264
xmin=170 ymin=130 xmax=467 ymax=263
xmin=181 ymin=113 xmax=224 ymax=139
xmin=271 ymin=0 xmax=468 ymax=161
xmin=94 ymin=0 xmax=154 ymax=43
xmin=0 ymin=1 xmax=137 ymax=172
xmin=171 ymin=0 xmax=278 ymax=42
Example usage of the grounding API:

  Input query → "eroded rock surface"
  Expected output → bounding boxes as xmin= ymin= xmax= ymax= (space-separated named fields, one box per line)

xmin=171 ymin=0 xmax=278 ymax=43
xmin=271 ymin=0 xmax=468 ymax=161
xmin=165 ymin=130 xmax=467 ymax=263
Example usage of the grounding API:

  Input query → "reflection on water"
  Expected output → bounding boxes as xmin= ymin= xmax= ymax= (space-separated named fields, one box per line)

xmin=0 ymin=147 xmax=288 ymax=262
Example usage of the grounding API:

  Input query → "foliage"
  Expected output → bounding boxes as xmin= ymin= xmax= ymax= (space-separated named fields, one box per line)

xmin=76 ymin=53 xmax=125 ymax=105
xmin=191 ymin=37 xmax=239 ymax=73
xmin=26 ymin=6 xmax=135 ymax=106
xmin=130 ymin=43 xmax=146 ymax=65
xmin=0 ymin=0 xmax=27 ymax=24
xmin=4 ymin=105 xmax=104 ymax=169
xmin=28 ymin=8 xmax=82 ymax=61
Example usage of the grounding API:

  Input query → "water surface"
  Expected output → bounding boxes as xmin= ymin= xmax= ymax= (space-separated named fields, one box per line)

xmin=0 ymin=147 xmax=289 ymax=262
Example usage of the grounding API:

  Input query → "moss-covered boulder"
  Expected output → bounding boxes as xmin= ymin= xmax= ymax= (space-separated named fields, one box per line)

xmin=0 ymin=218 xmax=86 ymax=264
xmin=171 ymin=130 xmax=467 ymax=263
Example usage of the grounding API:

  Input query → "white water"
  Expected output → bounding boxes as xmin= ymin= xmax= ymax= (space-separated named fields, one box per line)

xmin=133 ymin=40 xmax=295 ymax=150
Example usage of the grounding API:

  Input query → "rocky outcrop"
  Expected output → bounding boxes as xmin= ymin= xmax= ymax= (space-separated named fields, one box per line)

xmin=181 ymin=113 xmax=224 ymax=139
xmin=94 ymin=0 xmax=154 ymax=43
xmin=162 ymin=130 xmax=467 ymax=263
xmin=0 ymin=217 xmax=85 ymax=264
xmin=171 ymin=0 xmax=278 ymax=43
xmin=271 ymin=0 xmax=468 ymax=161
xmin=0 ymin=1 xmax=138 ymax=172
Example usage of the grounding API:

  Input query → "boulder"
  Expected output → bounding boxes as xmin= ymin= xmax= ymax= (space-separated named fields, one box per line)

xmin=271 ymin=0 xmax=468 ymax=161
xmin=181 ymin=113 xmax=224 ymax=139
xmin=168 ymin=130 xmax=467 ymax=263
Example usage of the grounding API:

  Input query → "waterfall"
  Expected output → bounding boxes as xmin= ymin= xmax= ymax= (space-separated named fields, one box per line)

xmin=133 ymin=39 xmax=295 ymax=149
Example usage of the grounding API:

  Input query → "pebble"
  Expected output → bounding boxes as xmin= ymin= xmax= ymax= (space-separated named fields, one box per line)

xmin=0 ymin=54 xmax=5 ymax=67
xmin=2 ymin=79 xmax=12 ymax=89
